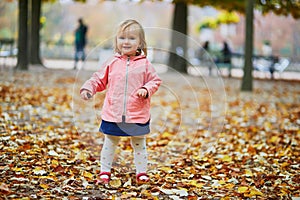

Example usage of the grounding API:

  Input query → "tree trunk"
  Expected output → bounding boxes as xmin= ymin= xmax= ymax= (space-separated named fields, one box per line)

xmin=168 ymin=2 xmax=188 ymax=73
xmin=16 ymin=0 xmax=28 ymax=70
xmin=241 ymin=0 xmax=254 ymax=91
xmin=29 ymin=0 xmax=43 ymax=65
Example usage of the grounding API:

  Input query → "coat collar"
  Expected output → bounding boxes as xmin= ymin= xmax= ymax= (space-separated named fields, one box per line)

xmin=114 ymin=53 xmax=146 ymax=61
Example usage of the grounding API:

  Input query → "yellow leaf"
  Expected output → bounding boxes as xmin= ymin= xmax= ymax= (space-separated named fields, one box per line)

xmin=161 ymin=131 xmax=173 ymax=138
xmin=141 ymin=189 xmax=159 ymax=199
xmin=249 ymin=188 xmax=264 ymax=196
xmin=270 ymin=136 xmax=279 ymax=143
xmin=219 ymin=180 xmax=226 ymax=185
xmin=75 ymin=151 xmax=87 ymax=161
xmin=264 ymin=121 xmax=272 ymax=131
xmin=222 ymin=155 xmax=232 ymax=162
xmin=110 ymin=178 xmax=122 ymax=188
xmin=280 ymin=188 xmax=289 ymax=195
xmin=12 ymin=167 xmax=23 ymax=172
xmin=40 ymin=183 xmax=49 ymax=189
xmin=160 ymin=166 xmax=173 ymax=173
xmin=171 ymin=101 xmax=179 ymax=108
xmin=281 ymin=162 xmax=290 ymax=168
xmin=225 ymin=183 xmax=235 ymax=189
xmin=51 ymin=159 xmax=59 ymax=166
xmin=83 ymin=171 xmax=93 ymax=179
xmin=33 ymin=167 xmax=47 ymax=175
xmin=221 ymin=197 xmax=231 ymax=200
xmin=245 ymin=169 xmax=253 ymax=176
xmin=202 ymin=157 xmax=209 ymax=161
xmin=238 ymin=186 xmax=248 ymax=193
xmin=39 ymin=175 xmax=58 ymax=182
xmin=189 ymin=180 xmax=203 ymax=187
xmin=276 ymin=147 xmax=291 ymax=157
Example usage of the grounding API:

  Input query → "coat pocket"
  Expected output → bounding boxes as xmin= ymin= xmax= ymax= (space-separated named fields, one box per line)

xmin=128 ymin=91 xmax=147 ymax=111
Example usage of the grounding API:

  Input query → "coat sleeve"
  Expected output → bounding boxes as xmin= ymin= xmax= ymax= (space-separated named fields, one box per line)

xmin=142 ymin=60 xmax=162 ymax=98
xmin=80 ymin=64 xmax=109 ymax=95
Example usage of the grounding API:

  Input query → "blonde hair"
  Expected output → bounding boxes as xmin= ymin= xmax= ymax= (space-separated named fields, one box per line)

xmin=113 ymin=19 xmax=147 ymax=56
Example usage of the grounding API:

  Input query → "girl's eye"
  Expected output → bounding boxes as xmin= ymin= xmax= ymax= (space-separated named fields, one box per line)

xmin=118 ymin=36 xmax=125 ymax=40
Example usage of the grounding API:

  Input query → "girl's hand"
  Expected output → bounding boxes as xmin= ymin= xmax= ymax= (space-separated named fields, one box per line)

xmin=136 ymin=88 xmax=148 ymax=98
xmin=81 ymin=90 xmax=93 ymax=100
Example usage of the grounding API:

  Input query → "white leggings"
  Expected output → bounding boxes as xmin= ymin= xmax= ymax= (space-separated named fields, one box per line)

xmin=100 ymin=135 xmax=147 ymax=174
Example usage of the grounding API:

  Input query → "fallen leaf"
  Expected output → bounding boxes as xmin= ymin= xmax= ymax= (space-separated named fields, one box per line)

xmin=40 ymin=183 xmax=49 ymax=189
xmin=245 ymin=169 xmax=253 ymax=177
xmin=110 ymin=178 xmax=122 ymax=188
xmin=249 ymin=187 xmax=264 ymax=197
xmin=238 ymin=186 xmax=248 ymax=193
xmin=123 ymin=178 xmax=132 ymax=187
xmin=33 ymin=167 xmax=47 ymax=175
xmin=0 ymin=182 xmax=10 ymax=194
xmin=83 ymin=171 xmax=93 ymax=179
xmin=201 ymin=175 xmax=212 ymax=180
xmin=221 ymin=155 xmax=232 ymax=162
xmin=48 ymin=150 xmax=59 ymax=156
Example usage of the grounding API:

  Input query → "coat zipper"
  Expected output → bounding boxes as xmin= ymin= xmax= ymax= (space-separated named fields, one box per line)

xmin=122 ymin=56 xmax=130 ymax=122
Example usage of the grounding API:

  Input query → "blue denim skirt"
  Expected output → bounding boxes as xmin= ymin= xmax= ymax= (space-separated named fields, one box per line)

xmin=100 ymin=119 xmax=150 ymax=137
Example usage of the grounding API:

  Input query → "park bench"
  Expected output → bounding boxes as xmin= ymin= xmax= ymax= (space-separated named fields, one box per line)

xmin=215 ymin=53 xmax=290 ymax=78
xmin=0 ymin=38 xmax=17 ymax=67
xmin=214 ymin=52 xmax=244 ymax=77
xmin=253 ymin=55 xmax=290 ymax=79
xmin=215 ymin=56 xmax=233 ymax=77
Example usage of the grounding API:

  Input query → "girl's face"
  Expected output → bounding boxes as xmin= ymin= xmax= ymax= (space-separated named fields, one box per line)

xmin=117 ymin=25 xmax=141 ymax=56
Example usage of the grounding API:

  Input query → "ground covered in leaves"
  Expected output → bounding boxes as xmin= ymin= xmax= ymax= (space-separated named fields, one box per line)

xmin=0 ymin=67 xmax=299 ymax=199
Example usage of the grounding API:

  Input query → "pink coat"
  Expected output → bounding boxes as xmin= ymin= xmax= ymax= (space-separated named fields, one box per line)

xmin=80 ymin=54 xmax=162 ymax=123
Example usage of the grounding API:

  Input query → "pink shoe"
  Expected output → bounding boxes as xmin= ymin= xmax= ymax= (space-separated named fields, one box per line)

xmin=136 ymin=173 xmax=149 ymax=184
xmin=95 ymin=172 xmax=111 ymax=184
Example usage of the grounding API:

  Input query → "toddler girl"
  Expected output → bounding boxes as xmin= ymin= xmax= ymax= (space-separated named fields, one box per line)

xmin=80 ymin=19 xmax=161 ymax=184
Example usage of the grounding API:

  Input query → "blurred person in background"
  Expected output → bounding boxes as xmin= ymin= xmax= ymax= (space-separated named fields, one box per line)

xmin=74 ymin=18 xmax=88 ymax=69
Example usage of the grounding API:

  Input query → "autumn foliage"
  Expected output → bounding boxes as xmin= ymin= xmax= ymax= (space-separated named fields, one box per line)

xmin=0 ymin=69 xmax=299 ymax=199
